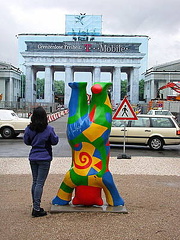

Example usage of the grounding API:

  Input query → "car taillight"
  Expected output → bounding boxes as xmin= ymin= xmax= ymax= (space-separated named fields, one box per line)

xmin=176 ymin=130 xmax=180 ymax=135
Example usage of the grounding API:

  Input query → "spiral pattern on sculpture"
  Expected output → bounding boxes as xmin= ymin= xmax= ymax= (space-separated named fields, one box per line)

xmin=74 ymin=152 xmax=92 ymax=169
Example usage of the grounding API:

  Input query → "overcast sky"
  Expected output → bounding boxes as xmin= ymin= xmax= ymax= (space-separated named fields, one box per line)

xmin=0 ymin=0 xmax=180 ymax=69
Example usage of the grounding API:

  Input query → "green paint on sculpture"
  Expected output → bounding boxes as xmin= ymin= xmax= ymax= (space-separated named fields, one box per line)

xmin=52 ymin=82 xmax=124 ymax=206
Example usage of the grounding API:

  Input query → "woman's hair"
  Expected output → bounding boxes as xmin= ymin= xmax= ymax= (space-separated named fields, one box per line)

xmin=29 ymin=106 xmax=48 ymax=132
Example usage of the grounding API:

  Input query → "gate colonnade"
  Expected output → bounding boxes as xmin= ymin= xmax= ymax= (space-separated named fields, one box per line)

xmin=24 ymin=54 xmax=143 ymax=107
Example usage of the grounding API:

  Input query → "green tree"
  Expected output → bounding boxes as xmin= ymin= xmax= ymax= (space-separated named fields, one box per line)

xmin=120 ymin=79 xmax=144 ymax=101
xmin=54 ymin=80 xmax=64 ymax=95
xmin=139 ymin=79 xmax=144 ymax=101
xmin=121 ymin=79 xmax=127 ymax=99
xmin=37 ymin=78 xmax=45 ymax=99
xmin=36 ymin=78 xmax=65 ymax=99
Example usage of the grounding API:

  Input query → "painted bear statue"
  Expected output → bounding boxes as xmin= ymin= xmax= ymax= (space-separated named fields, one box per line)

xmin=52 ymin=82 xmax=124 ymax=206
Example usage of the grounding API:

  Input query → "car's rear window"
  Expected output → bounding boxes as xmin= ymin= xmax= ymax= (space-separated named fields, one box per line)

xmin=151 ymin=117 xmax=174 ymax=128
xmin=155 ymin=111 xmax=170 ymax=115
xmin=130 ymin=117 xmax=150 ymax=127
xmin=112 ymin=120 xmax=126 ymax=127
xmin=130 ymin=117 xmax=175 ymax=128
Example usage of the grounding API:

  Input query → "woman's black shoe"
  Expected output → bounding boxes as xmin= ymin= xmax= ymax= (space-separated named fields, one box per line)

xmin=32 ymin=208 xmax=47 ymax=217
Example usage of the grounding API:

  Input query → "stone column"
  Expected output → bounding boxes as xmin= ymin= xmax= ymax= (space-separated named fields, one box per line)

xmin=151 ymin=79 xmax=155 ymax=100
xmin=64 ymin=66 xmax=74 ymax=108
xmin=32 ymin=68 xmax=37 ymax=103
xmin=112 ymin=67 xmax=121 ymax=105
xmin=52 ymin=68 xmax=55 ymax=104
xmin=25 ymin=65 xmax=33 ymax=103
xmin=44 ymin=66 xmax=53 ymax=103
xmin=129 ymin=67 xmax=140 ymax=104
xmin=93 ymin=66 xmax=101 ymax=83
xmin=127 ymin=72 xmax=131 ymax=100
xmin=9 ymin=77 xmax=13 ymax=102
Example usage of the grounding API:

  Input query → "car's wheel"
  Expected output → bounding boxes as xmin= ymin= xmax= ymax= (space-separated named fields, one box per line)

xmin=1 ymin=127 xmax=15 ymax=139
xmin=148 ymin=137 xmax=164 ymax=150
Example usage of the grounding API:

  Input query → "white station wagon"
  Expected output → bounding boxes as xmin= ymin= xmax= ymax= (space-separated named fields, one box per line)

xmin=109 ymin=115 xmax=180 ymax=150
xmin=0 ymin=109 xmax=30 ymax=139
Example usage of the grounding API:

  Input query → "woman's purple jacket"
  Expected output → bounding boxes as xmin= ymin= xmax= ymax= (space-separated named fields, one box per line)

xmin=23 ymin=125 xmax=59 ymax=161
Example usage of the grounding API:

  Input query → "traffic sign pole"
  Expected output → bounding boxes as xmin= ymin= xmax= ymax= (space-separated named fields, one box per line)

xmin=117 ymin=120 xmax=131 ymax=159
xmin=123 ymin=121 xmax=126 ymax=155
xmin=113 ymin=97 xmax=138 ymax=159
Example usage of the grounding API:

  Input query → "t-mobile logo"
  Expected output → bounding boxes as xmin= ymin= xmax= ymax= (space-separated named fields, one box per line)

xmin=84 ymin=44 xmax=92 ymax=52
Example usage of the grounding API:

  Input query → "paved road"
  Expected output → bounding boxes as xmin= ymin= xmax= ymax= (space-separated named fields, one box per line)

xmin=0 ymin=115 xmax=71 ymax=158
xmin=0 ymin=114 xmax=180 ymax=158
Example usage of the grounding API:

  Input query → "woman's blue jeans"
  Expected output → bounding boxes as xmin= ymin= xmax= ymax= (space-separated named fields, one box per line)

xmin=30 ymin=160 xmax=51 ymax=211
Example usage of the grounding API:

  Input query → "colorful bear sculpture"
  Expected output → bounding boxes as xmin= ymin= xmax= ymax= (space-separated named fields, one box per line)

xmin=52 ymin=82 xmax=124 ymax=206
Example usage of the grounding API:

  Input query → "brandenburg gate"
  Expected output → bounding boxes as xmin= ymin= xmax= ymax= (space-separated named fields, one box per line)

xmin=18 ymin=15 xmax=148 ymax=107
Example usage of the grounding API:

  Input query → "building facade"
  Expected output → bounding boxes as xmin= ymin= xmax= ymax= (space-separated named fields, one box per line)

xmin=0 ymin=61 xmax=21 ymax=106
xmin=144 ymin=60 xmax=180 ymax=101
xmin=18 ymin=15 xmax=148 ymax=107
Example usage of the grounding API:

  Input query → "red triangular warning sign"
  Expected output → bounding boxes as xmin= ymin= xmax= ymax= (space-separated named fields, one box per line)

xmin=113 ymin=97 xmax=138 ymax=120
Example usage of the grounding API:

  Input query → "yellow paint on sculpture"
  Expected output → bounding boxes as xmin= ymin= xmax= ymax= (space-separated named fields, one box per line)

xmin=104 ymin=95 xmax=112 ymax=108
xmin=82 ymin=123 xmax=107 ymax=142
xmin=102 ymin=185 xmax=114 ymax=206
xmin=57 ymin=189 xmax=72 ymax=201
xmin=63 ymin=171 xmax=76 ymax=188
xmin=73 ymin=142 xmax=100 ymax=176
xmin=88 ymin=175 xmax=103 ymax=187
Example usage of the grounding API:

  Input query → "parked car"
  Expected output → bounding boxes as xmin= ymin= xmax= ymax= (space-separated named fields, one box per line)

xmin=109 ymin=115 xmax=180 ymax=150
xmin=147 ymin=109 xmax=175 ymax=118
xmin=0 ymin=109 xmax=30 ymax=139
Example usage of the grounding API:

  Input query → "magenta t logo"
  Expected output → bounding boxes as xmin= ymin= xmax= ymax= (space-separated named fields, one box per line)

xmin=84 ymin=44 xmax=92 ymax=52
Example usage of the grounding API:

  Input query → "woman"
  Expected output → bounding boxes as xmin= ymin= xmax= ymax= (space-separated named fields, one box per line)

xmin=24 ymin=106 xmax=59 ymax=217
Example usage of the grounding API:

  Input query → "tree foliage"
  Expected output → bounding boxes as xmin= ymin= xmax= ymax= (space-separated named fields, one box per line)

xmin=34 ymin=78 xmax=143 ymax=101
xmin=37 ymin=78 xmax=45 ymax=99
xmin=36 ymin=78 xmax=65 ymax=99
xmin=121 ymin=79 xmax=127 ymax=99
xmin=121 ymin=79 xmax=144 ymax=101
xmin=54 ymin=80 xmax=64 ymax=95
xmin=139 ymin=79 xmax=144 ymax=101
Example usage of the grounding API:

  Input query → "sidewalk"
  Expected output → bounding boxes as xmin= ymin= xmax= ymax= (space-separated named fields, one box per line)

xmin=0 ymin=156 xmax=179 ymax=176
xmin=0 ymin=156 xmax=180 ymax=240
